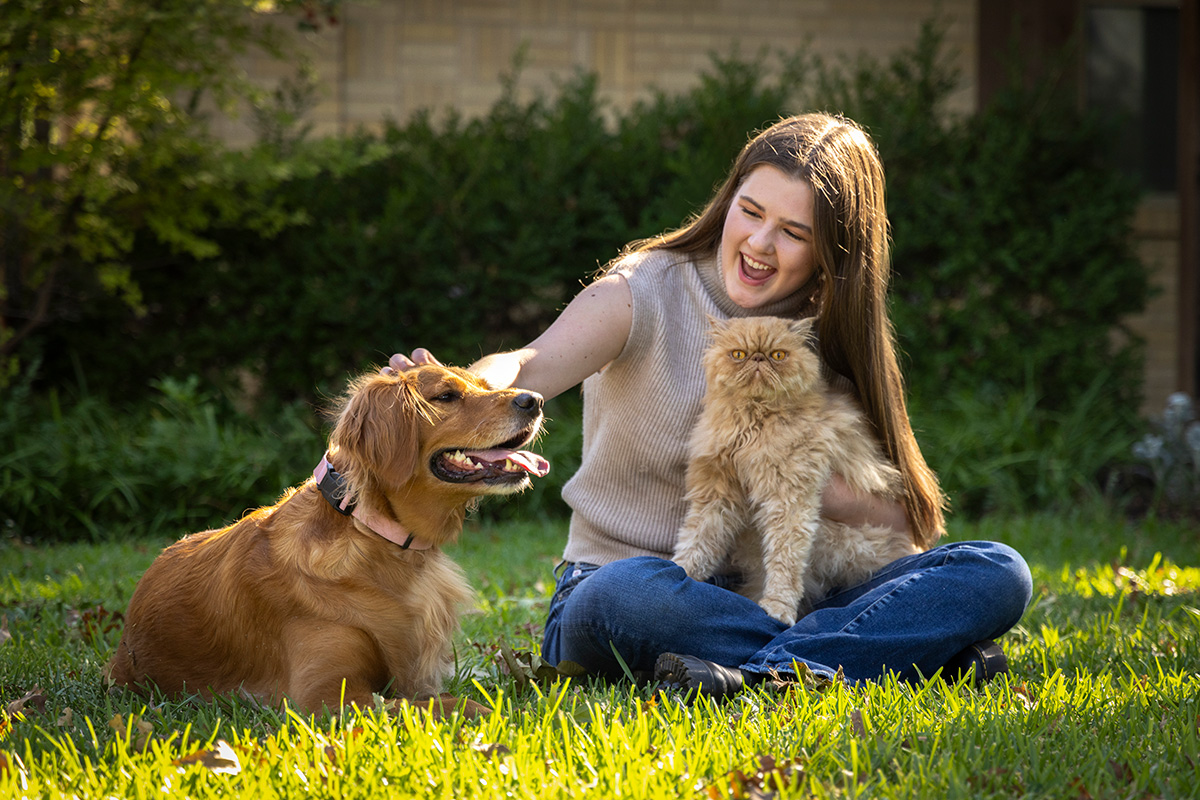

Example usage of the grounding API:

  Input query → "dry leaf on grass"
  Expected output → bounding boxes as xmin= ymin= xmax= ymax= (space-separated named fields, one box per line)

xmin=108 ymin=713 xmax=154 ymax=751
xmin=5 ymin=686 xmax=47 ymax=717
xmin=172 ymin=740 xmax=242 ymax=775
xmin=707 ymin=753 xmax=807 ymax=800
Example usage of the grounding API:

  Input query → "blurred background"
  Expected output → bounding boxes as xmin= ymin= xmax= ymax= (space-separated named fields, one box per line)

xmin=3 ymin=0 xmax=1197 ymax=540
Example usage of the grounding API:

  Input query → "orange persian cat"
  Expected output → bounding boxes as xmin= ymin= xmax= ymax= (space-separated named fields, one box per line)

xmin=672 ymin=316 xmax=921 ymax=626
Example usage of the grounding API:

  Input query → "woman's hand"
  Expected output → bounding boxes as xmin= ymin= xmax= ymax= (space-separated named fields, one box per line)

xmin=382 ymin=348 xmax=443 ymax=375
xmin=821 ymin=473 xmax=911 ymax=537
xmin=472 ymin=272 xmax=633 ymax=398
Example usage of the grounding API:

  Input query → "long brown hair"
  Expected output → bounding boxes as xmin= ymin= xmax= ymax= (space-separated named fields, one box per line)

xmin=626 ymin=113 xmax=947 ymax=545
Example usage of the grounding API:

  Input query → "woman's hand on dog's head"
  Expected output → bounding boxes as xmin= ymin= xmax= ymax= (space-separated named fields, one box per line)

xmin=383 ymin=349 xmax=443 ymax=376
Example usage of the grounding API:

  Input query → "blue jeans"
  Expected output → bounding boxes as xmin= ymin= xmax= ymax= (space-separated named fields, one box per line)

xmin=541 ymin=541 xmax=1032 ymax=683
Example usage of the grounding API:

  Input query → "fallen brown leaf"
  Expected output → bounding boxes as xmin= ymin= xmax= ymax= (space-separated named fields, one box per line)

xmin=706 ymin=753 xmax=806 ymax=799
xmin=5 ymin=686 xmax=47 ymax=717
xmin=470 ymin=742 xmax=512 ymax=758
xmin=108 ymin=713 xmax=154 ymax=750
xmin=1109 ymin=760 xmax=1135 ymax=785
xmin=848 ymin=708 xmax=867 ymax=737
xmin=79 ymin=605 xmax=124 ymax=644
xmin=173 ymin=740 xmax=242 ymax=775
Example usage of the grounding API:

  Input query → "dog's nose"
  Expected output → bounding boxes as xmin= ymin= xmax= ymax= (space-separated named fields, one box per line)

xmin=513 ymin=392 xmax=543 ymax=414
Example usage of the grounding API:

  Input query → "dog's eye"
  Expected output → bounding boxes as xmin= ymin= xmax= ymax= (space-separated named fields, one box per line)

xmin=770 ymin=350 xmax=787 ymax=361
xmin=431 ymin=391 xmax=461 ymax=403
xmin=730 ymin=350 xmax=747 ymax=361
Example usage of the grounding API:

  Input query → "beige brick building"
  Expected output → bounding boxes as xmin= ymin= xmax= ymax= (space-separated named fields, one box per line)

xmin=216 ymin=0 xmax=1198 ymax=414
xmin=222 ymin=0 xmax=979 ymax=142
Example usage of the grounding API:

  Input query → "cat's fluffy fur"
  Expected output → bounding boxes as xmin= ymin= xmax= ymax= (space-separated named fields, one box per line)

xmin=672 ymin=316 xmax=921 ymax=626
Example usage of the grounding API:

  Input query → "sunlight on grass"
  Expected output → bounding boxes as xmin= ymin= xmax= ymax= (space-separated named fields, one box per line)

xmin=2 ymin=510 xmax=1198 ymax=798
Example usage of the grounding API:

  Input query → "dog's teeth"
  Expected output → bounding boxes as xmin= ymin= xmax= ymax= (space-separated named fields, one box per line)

xmin=504 ymin=459 xmax=516 ymax=471
xmin=447 ymin=451 xmax=476 ymax=469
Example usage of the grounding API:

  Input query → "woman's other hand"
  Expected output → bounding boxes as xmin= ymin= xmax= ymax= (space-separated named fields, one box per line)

xmin=821 ymin=473 xmax=912 ymax=539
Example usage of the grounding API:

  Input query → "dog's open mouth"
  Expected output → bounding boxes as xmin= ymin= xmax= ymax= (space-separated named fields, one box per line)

xmin=431 ymin=437 xmax=550 ymax=485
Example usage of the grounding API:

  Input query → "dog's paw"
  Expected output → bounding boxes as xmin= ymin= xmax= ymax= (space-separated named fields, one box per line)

xmin=759 ymin=599 xmax=798 ymax=627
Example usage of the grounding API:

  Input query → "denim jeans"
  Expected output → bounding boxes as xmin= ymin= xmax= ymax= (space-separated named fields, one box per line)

xmin=541 ymin=541 xmax=1032 ymax=683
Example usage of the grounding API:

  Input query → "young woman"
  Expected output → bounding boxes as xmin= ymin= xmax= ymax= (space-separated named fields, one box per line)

xmin=390 ymin=113 xmax=1031 ymax=695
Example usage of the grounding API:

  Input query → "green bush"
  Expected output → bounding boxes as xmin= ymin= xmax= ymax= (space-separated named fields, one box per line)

xmin=0 ymin=359 xmax=583 ymax=541
xmin=1 ymin=365 xmax=320 ymax=541
xmin=29 ymin=23 xmax=1146 ymax=412
xmin=886 ymin=83 xmax=1147 ymax=412
xmin=911 ymin=368 xmax=1143 ymax=517
xmin=9 ymin=21 xmax=1152 ymax=539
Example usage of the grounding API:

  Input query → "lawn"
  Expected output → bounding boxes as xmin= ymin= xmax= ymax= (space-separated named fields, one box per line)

xmin=1 ymin=508 xmax=1198 ymax=798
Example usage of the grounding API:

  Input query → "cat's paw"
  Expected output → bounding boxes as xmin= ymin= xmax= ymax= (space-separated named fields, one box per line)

xmin=671 ymin=550 xmax=707 ymax=580
xmin=675 ymin=560 xmax=710 ymax=581
xmin=759 ymin=599 xmax=798 ymax=627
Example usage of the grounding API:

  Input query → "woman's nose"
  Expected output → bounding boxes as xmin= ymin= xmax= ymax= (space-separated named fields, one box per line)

xmin=749 ymin=226 xmax=774 ymax=253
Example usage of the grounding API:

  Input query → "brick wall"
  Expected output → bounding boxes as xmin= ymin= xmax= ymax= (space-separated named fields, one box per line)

xmin=1128 ymin=197 xmax=1183 ymax=414
xmin=214 ymin=0 xmax=977 ymax=145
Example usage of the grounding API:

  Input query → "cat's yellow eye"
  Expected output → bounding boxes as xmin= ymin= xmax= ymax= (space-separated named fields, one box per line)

xmin=730 ymin=349 xmax=747 ymax=361
xmin=770 ymin=350 xmax=787 ymax=361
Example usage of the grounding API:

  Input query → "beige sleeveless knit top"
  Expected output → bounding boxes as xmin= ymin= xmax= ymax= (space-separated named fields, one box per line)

xmin=560 ymin=248 xmax=822 ymax=565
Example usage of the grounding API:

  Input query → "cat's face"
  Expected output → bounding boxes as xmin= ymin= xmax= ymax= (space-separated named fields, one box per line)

xmin=703 ymin=316 xmax=820 ymax=398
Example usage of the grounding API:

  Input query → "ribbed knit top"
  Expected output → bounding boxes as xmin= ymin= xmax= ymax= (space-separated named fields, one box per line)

xmin=560 ymin=248 xmax=823 ymax=565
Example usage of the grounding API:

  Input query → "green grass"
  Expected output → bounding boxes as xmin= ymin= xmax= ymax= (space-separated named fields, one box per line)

xmin=2 ymin=509 xmax=1198 ymax=798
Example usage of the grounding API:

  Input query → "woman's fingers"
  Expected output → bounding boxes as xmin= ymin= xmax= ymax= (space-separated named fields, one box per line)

xmin=382 ymin=349 xmax=444 ymax=375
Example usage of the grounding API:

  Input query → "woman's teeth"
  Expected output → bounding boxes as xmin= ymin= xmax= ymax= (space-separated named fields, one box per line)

xmin=742 ymin=254 xmax=774 ymax=279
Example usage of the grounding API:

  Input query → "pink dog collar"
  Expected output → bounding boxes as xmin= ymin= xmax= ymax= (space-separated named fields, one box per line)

xmin=313 ymin=453 xmax=433 ymax=551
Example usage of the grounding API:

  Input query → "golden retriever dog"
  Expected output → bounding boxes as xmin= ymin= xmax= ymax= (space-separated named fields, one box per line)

xmin=105 ymin=364 xmax=549 ymax=715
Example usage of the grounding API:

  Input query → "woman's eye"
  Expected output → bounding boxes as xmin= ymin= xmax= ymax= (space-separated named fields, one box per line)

xmin=730 ymin=350 xmax=747 ymax=361
xmin=771 ymin=350 xmax=788 ymax=361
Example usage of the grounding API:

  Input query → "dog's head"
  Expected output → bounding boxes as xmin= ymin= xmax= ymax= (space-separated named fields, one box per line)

xmin=328 ymin=365 xmax=549 ymax=524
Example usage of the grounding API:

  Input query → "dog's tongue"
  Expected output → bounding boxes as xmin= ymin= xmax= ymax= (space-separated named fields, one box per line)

xmin=467 ymin=448 xmax=550 ymax=477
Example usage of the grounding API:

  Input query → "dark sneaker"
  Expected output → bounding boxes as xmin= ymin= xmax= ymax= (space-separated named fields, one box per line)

xmin=653 ymin=653 xmax=753 ymax=699
xmin=942 ymin=639 xmax=1008 ymax=685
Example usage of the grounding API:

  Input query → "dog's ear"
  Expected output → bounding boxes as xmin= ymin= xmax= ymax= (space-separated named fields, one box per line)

xmin=330 ymin=373 xmax=427 ymax=492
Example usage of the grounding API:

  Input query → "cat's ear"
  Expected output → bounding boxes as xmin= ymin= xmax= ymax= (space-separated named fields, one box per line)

xmin=706 ymin=314 xmax=729 ymax=333
xmin=789 ymin=317 xmax=817 ymax=342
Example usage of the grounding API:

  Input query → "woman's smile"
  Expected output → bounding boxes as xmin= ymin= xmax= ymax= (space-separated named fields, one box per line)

xmin=738 ymin=252 xmax=777 ymax=284
xmin=719 ymin=164 xmax=817 ymax=309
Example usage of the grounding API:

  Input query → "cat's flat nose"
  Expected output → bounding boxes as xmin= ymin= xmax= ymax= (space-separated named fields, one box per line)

xmin=751 ymin=353 xmax=766 ymax=361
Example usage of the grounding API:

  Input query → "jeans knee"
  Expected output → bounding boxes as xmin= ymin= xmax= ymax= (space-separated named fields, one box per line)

xmin=555 ymin=557 xmax=684 ymax=673
xmin=564 ymin=557 xmax=681 ymax=629
xmin=960 ymin=541 xmax=1033 ymax=634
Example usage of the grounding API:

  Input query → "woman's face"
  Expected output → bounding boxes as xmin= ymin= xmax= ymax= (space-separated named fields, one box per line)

xmin=719 ymin=165 xmax=818 ymax=309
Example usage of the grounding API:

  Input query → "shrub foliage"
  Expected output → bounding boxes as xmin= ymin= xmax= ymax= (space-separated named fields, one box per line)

xmin=4 ymin=23 xmax=1151 ymax=539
